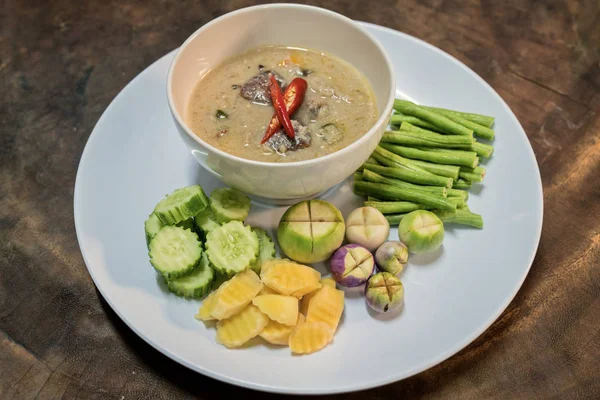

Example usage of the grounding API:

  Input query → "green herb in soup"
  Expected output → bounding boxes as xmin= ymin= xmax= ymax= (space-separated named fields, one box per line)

xmin=186 ymin=45 xmax=378 ymax=162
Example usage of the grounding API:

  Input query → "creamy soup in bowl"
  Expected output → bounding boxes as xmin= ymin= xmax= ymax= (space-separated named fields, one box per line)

xmin=167 ymin=3 xmax=395 ymax=203
xmin=186 ymin=45 xmax=378 ymax=162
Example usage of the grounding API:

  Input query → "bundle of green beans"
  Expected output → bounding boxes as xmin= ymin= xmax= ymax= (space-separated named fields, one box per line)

xmin=351 ymin=98 xmax=497 ymax=229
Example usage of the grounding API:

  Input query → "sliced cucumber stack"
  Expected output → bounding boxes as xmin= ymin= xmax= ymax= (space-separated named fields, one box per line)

xmin=153 ymin=185 xmax=209 ymax=225
xmin=205 ymin=220 xmax=259 ymax=276
xmin=167 ymin=252 xmax=215 ymax=298
xmin=250 ymin=227 xmax=276 ymax=274
xmin=144 ymin=183 xmax=282 ymax=300
xmin=144 ymin=213 xmax=163 ymax=248
xmin=210 ymin=188 xmax=251 ymax=223
xmin=149 ymin=225 xmax=203 ymax=279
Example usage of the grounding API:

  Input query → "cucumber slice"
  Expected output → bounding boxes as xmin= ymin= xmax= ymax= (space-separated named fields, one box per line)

xmin=210 ymin=188 xmax=251 ymax=223
xmin=153 ymin=185 xmax=209 ymax=225
xmin=250 ymin=227 xmax=276 ymax=274
xmin=176 ymin=218 xmax=195 ymax=232
xmin=149 ymin=225 xmax=203 ymax=279
xmin=144 ymin=213 xmax=163 ymax=248
xmin=194 ymin=208 xmax=221 ymax=239
xmin=167 ymin=252 xmax=215 ymax=298
xmin=205 ymin=220 xmax=259 ymax=275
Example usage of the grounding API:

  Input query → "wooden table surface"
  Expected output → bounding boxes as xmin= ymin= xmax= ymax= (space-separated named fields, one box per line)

xmin=1 ymin=0 xmax=599 ymax=398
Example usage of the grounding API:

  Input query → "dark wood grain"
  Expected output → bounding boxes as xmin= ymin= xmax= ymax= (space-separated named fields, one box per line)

xmin=1 ymin=0 xmax=599 ymax=398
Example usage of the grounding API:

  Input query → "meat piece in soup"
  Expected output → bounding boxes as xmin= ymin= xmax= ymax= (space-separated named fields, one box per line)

xmin=265 ymin=120 xmax=312 ymax=155
xmin=186 ymin=45 xmax=378 ymax=163
xmin=240 ymin=71 xmax=285 ymax=105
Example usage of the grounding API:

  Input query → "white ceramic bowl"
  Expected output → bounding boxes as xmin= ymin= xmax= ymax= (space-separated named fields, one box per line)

xmin=167 ymin=4 xmax=395 ymax=204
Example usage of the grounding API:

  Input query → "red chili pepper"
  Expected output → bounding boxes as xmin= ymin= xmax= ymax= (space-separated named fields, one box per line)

xmin=261 ymin=77 xmax=307 ymax=144
xmin=267 ymin=74 xmax=296 ymax=141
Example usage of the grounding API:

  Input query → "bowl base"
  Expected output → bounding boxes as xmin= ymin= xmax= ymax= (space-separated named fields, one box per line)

xmin=247 ymin=181 xmax=344 ymax=208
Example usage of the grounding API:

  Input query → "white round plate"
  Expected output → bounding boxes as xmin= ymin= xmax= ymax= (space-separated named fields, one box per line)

xmin=74 ymin=22 xmax=543 ymax=394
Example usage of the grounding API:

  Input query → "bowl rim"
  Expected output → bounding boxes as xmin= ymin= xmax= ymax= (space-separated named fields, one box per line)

xmin=166 ymin=3 xmax=396 ymax=168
